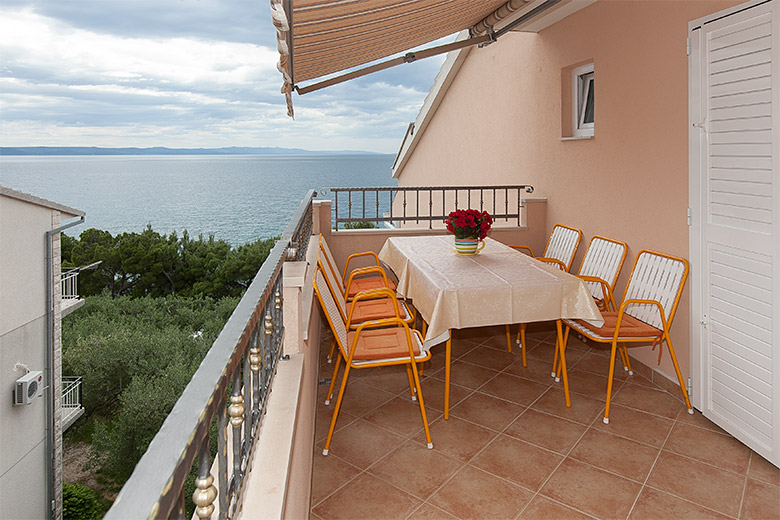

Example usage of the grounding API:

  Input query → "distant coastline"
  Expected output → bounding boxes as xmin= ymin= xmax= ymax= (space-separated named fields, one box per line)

xmin=0 ymin=146 xmax=382 ymax=156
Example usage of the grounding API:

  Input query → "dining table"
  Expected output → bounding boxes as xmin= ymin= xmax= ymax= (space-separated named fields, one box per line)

xmin=378 ymin=235 xmax=604 ymax=418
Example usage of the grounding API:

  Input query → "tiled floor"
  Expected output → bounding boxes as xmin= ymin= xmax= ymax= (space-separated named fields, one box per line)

xmin=310 ymin=324 xmax=780 ymax=520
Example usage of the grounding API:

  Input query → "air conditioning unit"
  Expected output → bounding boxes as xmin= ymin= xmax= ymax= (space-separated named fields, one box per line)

xmin=14 ymin=371 xmax=43 ymax=406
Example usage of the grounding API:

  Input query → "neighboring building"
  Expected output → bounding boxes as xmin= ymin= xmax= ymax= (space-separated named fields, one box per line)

xmin=390 ymin=0 xmax=779 ymax=466
xmin=0 ymin=186 xmax=84 ymax=519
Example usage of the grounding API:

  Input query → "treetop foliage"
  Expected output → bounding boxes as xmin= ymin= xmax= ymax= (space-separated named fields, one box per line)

xmin=62 ymin=226 xmax=276 ymax=299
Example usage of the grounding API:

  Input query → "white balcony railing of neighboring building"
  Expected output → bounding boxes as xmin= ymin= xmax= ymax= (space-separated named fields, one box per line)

xmin=61 ymin=376 xmax=84 ymax=431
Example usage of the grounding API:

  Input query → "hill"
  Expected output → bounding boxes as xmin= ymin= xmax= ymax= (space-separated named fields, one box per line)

xmin=0 ymin=146 xmax=379 ymax=156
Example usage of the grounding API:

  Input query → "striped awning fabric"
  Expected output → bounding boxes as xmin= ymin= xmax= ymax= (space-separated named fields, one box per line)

xmin=270 ymin=0 xmax=532 ymax=117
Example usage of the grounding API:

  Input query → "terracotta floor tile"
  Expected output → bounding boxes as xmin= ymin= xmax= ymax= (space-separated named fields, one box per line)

xmin=334 ymin=378 xmax=398 ymax=418
xmin=478 ymin=372 xmax=549 ymax=406
xmin=324 ymin=419 xmax=405 ymax=469
xmin=531 ymin=387 xmax=606 ymax=425
xmin=569 ymin=429 xmax=660 ymax=482
xmin=478 ymin=328 xmax=516 ymax=351
xmin=367 ymin=441 xmax=462 ymax=500
xmin=417 ymin=416 xmax=497 ymax=462
xmin=628 ymin=486 xmax=733 ymax=520
xmin=570 ymin=351 xmax=631 ymax=380
xmin=675 ymin=408 xmax=731 ymax=434
xmin=527 ymin=341 xmax=588 ymax=366
xmin=611 ymin=383 xmax=685 ymax=420
xmin=504 ymin=409 xmax=587 ymax=454
xmin=362 ymin=396 xmax=441 ymax=438
xmin=748 ymin=453 xmax=780 ymax=487
xmin=406 ymin=503 xmax=459 ymax=520
xmin=431 ymin=359 xmax=500 ymax=390
xmin=316 ymin=389 xmax=359 ymax=443
xmin=665 ymin=422 xmax=750 ymax=475
xmin=449 ymin=392 xmax=525 ymax=431
xmin=646 ymin=451 xmax=745 ymax=517
xmin=519 ymin=496 xmax=595 ymax=520
xmin=458 ymin=345 xmax=517 ymax=371
xmin=428 ymin=465 xmax=533 ymax=520
xmin=311 ymin=473 xmax=423 ymax=520
xmin=540 ymin=458 xmax=642 ymax=520
xmin=310 ymin=451 xmax=361 ymax=507
xmin=741 ymin=478 xmax=780 ymax=520
xmin=591 ymin=404 xmax=675 ymax=448
xmin=356 ymin=365 xmax=419 ymax=396
xmin=470 ymin=434 xmax=563 ymax=491
xmin=418 ymin=378 xmax=472 ymax=413
xmin=502 ymin=356 xmax=559 ymax=385
xmin=566 ymin=368 xmax=615 ymax=401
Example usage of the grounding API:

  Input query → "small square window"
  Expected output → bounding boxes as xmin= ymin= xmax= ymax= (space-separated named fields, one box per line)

xmin=572 ymin=63 xmax=594 ymax=137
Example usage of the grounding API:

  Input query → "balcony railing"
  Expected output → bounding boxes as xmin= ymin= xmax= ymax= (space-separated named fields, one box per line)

xmin=324 ymin=185 xmax=534 ymax=229
xmin=104 ymin=190 xmax=316 ymax=519
xmin=61 ymin=376 xmax=84 ymax=431
xmin=61 ymin=261 xmax=101 ymax=300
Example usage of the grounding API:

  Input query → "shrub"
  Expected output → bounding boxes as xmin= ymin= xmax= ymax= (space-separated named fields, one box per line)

xmin=62 ymin=483 xmax=109 ymax=520
xmin=343 ymin=220 xmax=377 ymax=229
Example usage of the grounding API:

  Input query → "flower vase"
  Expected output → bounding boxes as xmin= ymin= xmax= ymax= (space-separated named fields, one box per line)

xmin=454 ymin=238 xmax=485 ymax=255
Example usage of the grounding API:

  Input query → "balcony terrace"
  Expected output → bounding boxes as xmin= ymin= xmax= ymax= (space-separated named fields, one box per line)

xmin=103 ymin=189 xmax=779 ymax=520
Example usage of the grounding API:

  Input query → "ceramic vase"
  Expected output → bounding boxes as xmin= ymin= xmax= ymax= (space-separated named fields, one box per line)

xmin=454 ymin=238 xmax=485 ymax=255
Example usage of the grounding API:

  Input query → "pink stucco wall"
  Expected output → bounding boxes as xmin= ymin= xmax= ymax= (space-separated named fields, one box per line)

xmin=395 ymin=0 xmax=743 ymax=383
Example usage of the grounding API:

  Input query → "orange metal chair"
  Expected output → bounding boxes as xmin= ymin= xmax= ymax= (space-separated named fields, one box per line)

xmin=561 ymin=250 xmax=694 ymax=424
xmin=319 ymin=234 xmax=397 ymax=300
xmin=313 ymin=268 xmax=433 ymax=455
xmin=505 ymin=224 xmax=583 ymax=359
xmin=317 ymin=250 xmax=413 ymax=363
xmin=509 ymin=224 xmax=583 ymax=272
xmin=550 ymin=236 xmax=628 ymax=378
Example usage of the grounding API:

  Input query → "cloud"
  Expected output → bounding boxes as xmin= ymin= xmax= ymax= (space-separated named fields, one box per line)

xmin=0 ymin=2 xmax=445 ymax=153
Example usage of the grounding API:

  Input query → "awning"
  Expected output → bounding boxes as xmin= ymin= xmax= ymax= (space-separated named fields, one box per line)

xmin=270 ymin=0 xmax=562 ymax=117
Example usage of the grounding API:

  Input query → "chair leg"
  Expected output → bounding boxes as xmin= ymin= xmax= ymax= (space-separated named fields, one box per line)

xmin=620 ymin=344 xmax=633 ymax=375
xmin=603 ymin=339 xmax=620 ymax=424
xmin=555 ymin=326 xmax=571 ymax=382
xmin=325 ymin=353 xmax=342 ymax=406
xmin=444 ymin=336 xmax=451 ymax=420
xmin=555 ymin=320 xmax=571 ymax=407
xmin=405 ymin=364 xmax=418 ymax=401
xmin=409 ymin=360 xmax=433 ymax=449
xmin=663 ymin=333 xmax=694 ymax=414
xmin=516 ymin=323 xmax=527 ymax=367
xmin=505 ymin=324 xmax=513 ymax=353
xmin=326 ymin=337 xmax=336 ymax=364
xmin=323 ymin=363 xmax=352 ymax=455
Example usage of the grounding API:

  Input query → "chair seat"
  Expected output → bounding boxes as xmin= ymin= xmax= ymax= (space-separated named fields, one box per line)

xmin=346 ymin=328 xmax=424 ymax=361
xmin=347 ymin=276 xmax=398 ymax=298
xmin=571 ymin=312 xmax=662 ymax=341
xmin=350 ymin=298 xmax=411 ymax=325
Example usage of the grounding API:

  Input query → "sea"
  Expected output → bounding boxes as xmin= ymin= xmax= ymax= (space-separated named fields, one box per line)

xmin=0 ymin=154 xmax=397 ymax=245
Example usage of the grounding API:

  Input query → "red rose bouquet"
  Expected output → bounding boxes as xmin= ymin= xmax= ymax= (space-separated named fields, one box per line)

xmin=445 ymin=209 xmax=493 ymax=240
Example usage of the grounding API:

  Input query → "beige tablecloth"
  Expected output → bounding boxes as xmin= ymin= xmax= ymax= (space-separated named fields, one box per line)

xmin=379 ymin=236 xmax=603 ymax=349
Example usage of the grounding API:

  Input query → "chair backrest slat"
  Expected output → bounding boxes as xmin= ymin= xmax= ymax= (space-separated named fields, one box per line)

xmin=623 ymin=251 xmax=688 ymax=329
xmin=544 ymin=224 xmax=582 ymax=271
xmin=578 ymin=236 xmax=627 ymax=300
xmin=317 ymin=253 xmax=349 ymax=321
xmin=314 ymin=269 xmax=348 ymax=353
xmin=319 ymin=236 xmax=346 ymax=292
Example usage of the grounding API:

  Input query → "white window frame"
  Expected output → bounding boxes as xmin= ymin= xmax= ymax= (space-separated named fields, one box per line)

xmin=572 ymin=63 xmax=594 ymax=137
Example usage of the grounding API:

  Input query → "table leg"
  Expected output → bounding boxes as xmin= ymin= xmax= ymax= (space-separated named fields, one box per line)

xmin=444 ymin=334 xmax=451 ymax=420
xmin=556 ymin=320 xmax=571 ymax=408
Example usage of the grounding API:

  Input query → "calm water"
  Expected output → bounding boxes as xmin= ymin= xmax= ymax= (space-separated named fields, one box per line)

xmin=0 ymin=154 xmax=396 ymax=245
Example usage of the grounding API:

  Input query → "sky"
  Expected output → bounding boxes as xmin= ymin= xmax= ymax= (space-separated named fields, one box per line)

xmin=0 ymin=0 xmax=448 ymax=153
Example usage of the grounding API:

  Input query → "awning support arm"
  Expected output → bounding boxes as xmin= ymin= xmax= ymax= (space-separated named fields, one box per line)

xmin=294 ymin=33 xmax=494 ymax=96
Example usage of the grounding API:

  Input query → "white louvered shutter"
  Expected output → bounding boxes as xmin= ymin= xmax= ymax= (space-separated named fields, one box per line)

xmin=690 ymin=0 xmax=779 ymax=467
